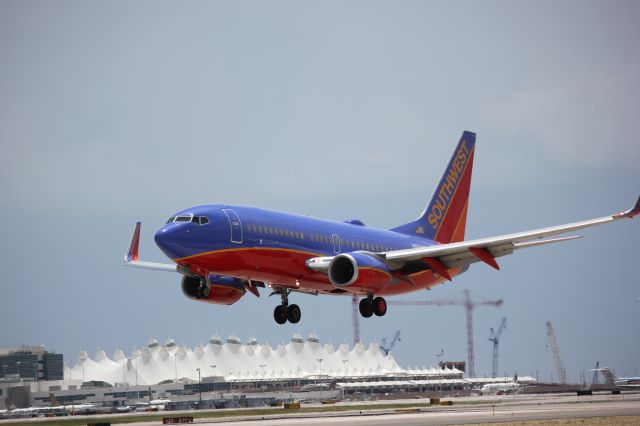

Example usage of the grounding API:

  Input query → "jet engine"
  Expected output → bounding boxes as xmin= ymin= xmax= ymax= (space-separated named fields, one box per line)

xmin=181 ymin=274 xmax=245 ymax=305
xmin=328 ymin=252 xmax=392 ymax=293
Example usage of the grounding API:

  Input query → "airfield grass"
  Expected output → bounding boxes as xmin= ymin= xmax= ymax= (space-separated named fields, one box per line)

xmin=2 ymin=401 xmax=436 ymax=425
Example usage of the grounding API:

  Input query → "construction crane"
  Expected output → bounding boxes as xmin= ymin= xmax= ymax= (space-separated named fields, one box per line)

xmin=592 ymin=361 xmax=600 ymax=386
xmin=388 ymin=289 xmax=503 ymax=378
xmin=546 ymin=321 xmax=565 ymax=384
xmin=380 ymin=331 xmax=401 ymax=356
xmin=488 ymin=317 xmax=507 ymax=378
xmin=351 ymin=295 xmax=360 ymax=345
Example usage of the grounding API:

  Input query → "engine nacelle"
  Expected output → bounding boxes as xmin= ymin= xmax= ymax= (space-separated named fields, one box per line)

xmin=328 ymin=252 xmax=392 ymax=293
xmin=181 ymin=274 xmax=245 ymax=305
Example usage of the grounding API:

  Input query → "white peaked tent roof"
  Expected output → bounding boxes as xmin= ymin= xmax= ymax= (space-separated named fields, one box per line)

xmin=63 ymin=333 xmax=451 ymax=386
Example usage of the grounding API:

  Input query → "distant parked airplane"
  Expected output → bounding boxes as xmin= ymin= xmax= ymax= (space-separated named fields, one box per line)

xmin=124 ymin=131 xmax=639 ymax=324
xmin=593 ymin=367 xmax=640 ymax=388
xmin=481 ymin=374 xmax=522 ymax=395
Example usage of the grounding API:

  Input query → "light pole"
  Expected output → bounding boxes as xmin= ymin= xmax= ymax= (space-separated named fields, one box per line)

xmin=210 ymin=365 xmax=216 ymax=394
xmin=2 ymin=364 xmax=6 ymax=378
xmin=173 ymin=354 xmax=178 ymax=382
xmin=16 ymin=362 xmax=21 ymax=380
xmin=33 ymin=362 xmax=38 ymax=383
xmin=316 ymin=358 xmax=323 ymax=384
xmin=258 ymin=364 xmax=266 ymax=390
xmin=196 ymin=368 xmax=202 ymax=408
xmin=342 ymin=359 xmax=349 ymax=376
xmin=64 ymin=361 xmax=72 ymax=381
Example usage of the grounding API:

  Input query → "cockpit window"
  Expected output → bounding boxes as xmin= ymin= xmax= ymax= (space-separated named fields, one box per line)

xmin=166 ymin=215 xmax=209 ymax=225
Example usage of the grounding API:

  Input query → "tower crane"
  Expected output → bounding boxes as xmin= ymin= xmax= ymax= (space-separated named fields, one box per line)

xmin=380 ymin=331 xmax=401 ymax=356
xmin=388 ymin=289 xmax=503 ymax=378
xmin=546 ymin=321 xmax=565 ymax=384
xmin=488 ymin=317 xmax=507 ymax=378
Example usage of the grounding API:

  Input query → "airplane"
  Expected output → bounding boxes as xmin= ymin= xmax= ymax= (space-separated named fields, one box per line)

xmin=124 ymin=131 xmax=639 ymax=324
xmin=480 ymin=373 xmax=522 ymax=395
xmin=593 ymin=367 xmax=640 ymax=388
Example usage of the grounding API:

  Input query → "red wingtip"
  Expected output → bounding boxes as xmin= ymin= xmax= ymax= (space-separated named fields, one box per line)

xmin=126 ymin=222 xmax=141 ymax=262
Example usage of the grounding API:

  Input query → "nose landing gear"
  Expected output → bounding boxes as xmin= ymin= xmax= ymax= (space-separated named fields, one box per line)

xmin=272 ymin=288 xmax=301 ymax=324
xmin=359 ymin=295 xmax=387 ymax=318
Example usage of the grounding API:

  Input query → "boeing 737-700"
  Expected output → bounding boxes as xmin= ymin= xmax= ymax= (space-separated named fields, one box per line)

xmin=124 ymin=131 xmax=639 ymax=324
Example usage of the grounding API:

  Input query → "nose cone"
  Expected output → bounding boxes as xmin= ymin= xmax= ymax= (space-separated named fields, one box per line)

xmin=154 ymin=223 xmax=185 ymax=259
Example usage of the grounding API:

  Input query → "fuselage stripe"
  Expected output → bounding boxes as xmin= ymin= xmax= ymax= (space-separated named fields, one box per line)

xmin=173 ymin=246 xmax=322 ymax=263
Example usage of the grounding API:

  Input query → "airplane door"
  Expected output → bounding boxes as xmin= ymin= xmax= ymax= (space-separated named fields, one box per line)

xmin=222 ymin=208 xmax=243 ymax=244
xmin=332 ymin=234 xmax=341 ymax=254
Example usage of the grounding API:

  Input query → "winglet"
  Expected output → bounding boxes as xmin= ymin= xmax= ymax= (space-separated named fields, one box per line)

xmin=626 ymin=195 xmax=640 ymax=218
xmin=125 ymin=222 xmax=141 ymax=262
xmin=615 ymin=195 xmax=640 ymax=219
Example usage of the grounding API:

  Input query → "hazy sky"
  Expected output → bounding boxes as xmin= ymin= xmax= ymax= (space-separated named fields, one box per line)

xmin=1 ymin=1 xmax=638 ymax=382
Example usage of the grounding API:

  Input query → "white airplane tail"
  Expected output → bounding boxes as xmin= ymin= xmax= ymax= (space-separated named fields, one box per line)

xmin=593 ymin=367 xmax=617 ymax=384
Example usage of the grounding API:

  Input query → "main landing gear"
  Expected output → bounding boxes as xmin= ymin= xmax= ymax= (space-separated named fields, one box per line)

xmin=359 ymin=295 xmax=387 ymax=318
xmin=273 ymin=288 xmax=301 ymax=325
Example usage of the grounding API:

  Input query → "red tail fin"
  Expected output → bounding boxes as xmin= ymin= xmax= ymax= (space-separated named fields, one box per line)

xmin=391 ymin=131 xmax=475 ymax=243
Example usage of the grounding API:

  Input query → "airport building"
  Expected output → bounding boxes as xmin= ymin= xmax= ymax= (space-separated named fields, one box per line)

xmin=1 ymin=334 xmax=533 ymax=410
xmin=0 ymin=346 xmax=63 ymax=382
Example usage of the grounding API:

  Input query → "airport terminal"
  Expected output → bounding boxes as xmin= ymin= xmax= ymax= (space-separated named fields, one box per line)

xmin=0 ymin=332 xmax=537 ymax=413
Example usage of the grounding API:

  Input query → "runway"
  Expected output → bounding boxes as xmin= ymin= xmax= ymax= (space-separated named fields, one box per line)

xmin=134 ymin=393 xmax=640 ymax=426
xmin=3 ymin=393 xmax=639 ymax=425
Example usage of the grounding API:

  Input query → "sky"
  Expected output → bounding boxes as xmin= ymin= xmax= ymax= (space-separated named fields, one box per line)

xmin=0 ymin=1 xmax=638 ymax=383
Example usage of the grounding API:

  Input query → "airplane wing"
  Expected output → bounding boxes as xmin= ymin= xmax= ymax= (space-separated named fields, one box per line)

xmin=123 ymin=222 xmax=177 ymax=272
xmin=307 ymin=195 xmax=640 ymax=276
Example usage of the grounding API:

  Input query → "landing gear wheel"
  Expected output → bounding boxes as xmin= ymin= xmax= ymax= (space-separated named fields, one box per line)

xmin=274 ymin=305 xmax=287 ymax=324
xmin=286 ymin=304 xmax=301 ymax=324
xmin=373 ymin=297 xmax=387 ymax=316
xmin=359 ymin=298 xmax=373 ymax=318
